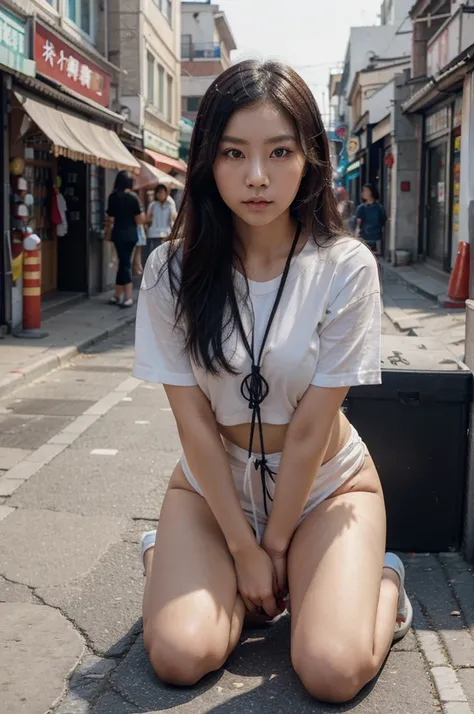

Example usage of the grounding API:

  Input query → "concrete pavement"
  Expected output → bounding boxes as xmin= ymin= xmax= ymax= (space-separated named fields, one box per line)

xmin=1 ymin=324 xmax=474 ymax=713
xmin=382 ymin=262 xmax=467 ymax=361
xmin=0 ymin=290 xmax=138 ymax=399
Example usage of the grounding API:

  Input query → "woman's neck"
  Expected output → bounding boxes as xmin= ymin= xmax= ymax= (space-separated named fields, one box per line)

xmin=234 ymin=212 xmax=298 ymax=262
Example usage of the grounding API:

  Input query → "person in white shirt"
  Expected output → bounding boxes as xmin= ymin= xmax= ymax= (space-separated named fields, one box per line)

xmin=146 ymin=184 xmax=177 ymax=251
xmin=133 ymin=59 xmax=411 ymax=703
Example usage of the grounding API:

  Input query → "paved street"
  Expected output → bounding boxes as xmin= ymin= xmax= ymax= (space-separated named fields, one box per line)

xmin=1 ymin=322 xmax=474 ymax=713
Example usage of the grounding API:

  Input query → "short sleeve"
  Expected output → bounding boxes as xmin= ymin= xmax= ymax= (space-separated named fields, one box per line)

xmin=311 ymin=244 xmax=382 ymax=388
xmin=132 ymin=245 xmax=198 ymax=386
xmin=130 ymin=193 xmax=142 ymax=216
xmin=355 ymin=204 xmax=364 ymax=221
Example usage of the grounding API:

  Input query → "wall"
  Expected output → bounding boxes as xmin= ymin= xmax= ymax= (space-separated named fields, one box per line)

xmin=347 ymin=25 xmax=411 ymax=102
xmin=389 ymin=73 xmax=420 ymax=259
xmin=369 ymin=79 xmax=395 ymax=125
xmin=109 ymin=0 xmax=181 ymax=148
xmin=181 ymin=5 xmax=215 ymax=45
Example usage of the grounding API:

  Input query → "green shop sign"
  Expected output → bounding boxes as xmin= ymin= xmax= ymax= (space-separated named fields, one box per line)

xmin=0 ymin=8 xmax=35 ymax=77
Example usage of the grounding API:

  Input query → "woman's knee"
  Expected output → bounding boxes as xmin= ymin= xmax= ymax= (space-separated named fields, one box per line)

xmin=291 ymin=638 xmax=372 ymax=704
xmin=144 ymin=621 xmax=228 ymax=686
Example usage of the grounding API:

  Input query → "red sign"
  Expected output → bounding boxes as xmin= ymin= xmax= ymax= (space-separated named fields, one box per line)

xmin=34 ymin=24 xmax=110 ymax=108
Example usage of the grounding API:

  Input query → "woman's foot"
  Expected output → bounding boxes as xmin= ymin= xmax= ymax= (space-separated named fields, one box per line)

xmin=108 ymin=296 xmax=122 ymax=305
xmin=121 ymin=298 xmax=134 ymax=308
xmin=384 ymin=553 xmax=413 ymax=642
xmin=141 ymin=530 xmax=156 ymax=575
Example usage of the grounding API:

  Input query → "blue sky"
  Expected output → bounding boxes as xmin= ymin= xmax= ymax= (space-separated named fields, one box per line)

xmin=218 ymin=0 xmax=384 ymax=119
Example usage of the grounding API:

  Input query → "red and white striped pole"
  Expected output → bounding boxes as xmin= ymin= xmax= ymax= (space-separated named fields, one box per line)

xmin=15 ymin=234 xmax=48 ymax=338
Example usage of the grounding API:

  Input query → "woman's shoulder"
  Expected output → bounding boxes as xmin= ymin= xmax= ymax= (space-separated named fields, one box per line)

xmin=307 ymin=235 xmax=378 ymax=283
xmin=141 ymin=241 xmax=182 ymax=300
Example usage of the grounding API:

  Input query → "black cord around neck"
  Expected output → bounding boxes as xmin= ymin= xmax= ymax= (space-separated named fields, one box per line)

xmin=231 ymin=222 xmax=302 ymax=515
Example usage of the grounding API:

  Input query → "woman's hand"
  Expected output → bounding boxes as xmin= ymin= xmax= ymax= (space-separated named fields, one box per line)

xmin=232 ymin=543 xmax=282 ymax=619
xmin=261 ymin=538 xmax=289 ymax=603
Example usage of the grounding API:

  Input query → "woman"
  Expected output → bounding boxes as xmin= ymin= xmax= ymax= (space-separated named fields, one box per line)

xmin=146 ymin=183 xmax=177 ymax=251
xmin=356 ymin=184 xmax=387 ymax=255
xmin=133 ymin=60 xmax=412 ymax=704
xmin=105 ymin=170 xmax=145 ymax=307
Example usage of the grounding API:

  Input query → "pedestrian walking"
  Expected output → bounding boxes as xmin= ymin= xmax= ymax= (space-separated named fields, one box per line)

xmin=356 ymin=184 xmax=387 ymax=255
xmin=105 ymin=171 xmax=145 ymax=308
xmin=133 ymin=59 xmax=412 ymax=704
xmin=145 ymin=184 xmax=177 ymax=256
xmin=336 ymin=186 xmax=355 ymax=232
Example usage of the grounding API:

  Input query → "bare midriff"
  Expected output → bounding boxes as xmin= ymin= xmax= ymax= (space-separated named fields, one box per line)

xmin=218 ymin=409 xmax=351 ymax=464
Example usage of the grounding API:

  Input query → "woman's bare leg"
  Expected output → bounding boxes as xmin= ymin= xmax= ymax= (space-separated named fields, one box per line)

xmin=288 ymin=458 xmax=399 ymax=704
xmin=143 ymin=467 xmax=245 ymax=686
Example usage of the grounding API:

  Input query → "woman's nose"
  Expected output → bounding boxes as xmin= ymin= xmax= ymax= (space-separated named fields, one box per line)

xmin=245 ymin=158 xmax=270 ymax=188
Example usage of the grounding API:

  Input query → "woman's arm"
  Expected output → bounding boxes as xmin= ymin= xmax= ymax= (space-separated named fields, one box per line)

xmin=104 ymin=215 xmax=114 ymax=241
xmin=135 ymin=211 xmax=145 ymax=226
xmin=165 ymin=384 xmax=257 ymax=555
xmin=263 ymin=245 xmax=382 ymax=556
xmin=262 ymin=385 xmax=348 ymax=554
xmin=166 ymin=384 xmax=281 ymax=617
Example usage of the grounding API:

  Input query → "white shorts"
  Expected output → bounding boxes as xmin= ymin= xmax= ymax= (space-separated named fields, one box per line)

xmin=180 ymin=425 xmax=369 ymax=543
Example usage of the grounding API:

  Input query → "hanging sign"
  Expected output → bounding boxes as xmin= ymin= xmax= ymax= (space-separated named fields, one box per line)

xmin=35 ymin=23 xmax=111 ymax=107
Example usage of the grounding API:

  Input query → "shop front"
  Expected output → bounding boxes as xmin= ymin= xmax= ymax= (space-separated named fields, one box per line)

xmin=422 ymin=96 xmax=462 ymax=272
xmin=0 ymin=5 xmax=36 ymax=334
xmin=6 ymin=21 xmax=139 ymax=330
xmin=143 ymin=129 xmax=186 ymax=206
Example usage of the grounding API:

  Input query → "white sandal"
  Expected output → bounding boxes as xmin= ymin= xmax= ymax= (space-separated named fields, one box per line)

xmin=384 ymin=552 xmax=413 ymax=642
xmin=141 ymin=530 xmax=156 ymax=575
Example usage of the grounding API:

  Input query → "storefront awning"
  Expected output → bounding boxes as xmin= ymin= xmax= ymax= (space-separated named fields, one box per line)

xmin=145 ymin=149 xmax=187 ymax=174
xmin=15 ymin=92 xmax=139 ymax=171
xmin=135 ymin=159 xmax=184 ymax=190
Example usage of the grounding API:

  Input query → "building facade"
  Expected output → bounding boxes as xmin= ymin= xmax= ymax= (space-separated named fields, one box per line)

xmin=0 ymin=0 xmax=138 ymax=335
xmin=180 ymin=1 xmax=236 ymax=125
xmin=108 ymin=0 xmax=185 ymax=180
xmin=402 ymin=0 xmax=474 ymax=274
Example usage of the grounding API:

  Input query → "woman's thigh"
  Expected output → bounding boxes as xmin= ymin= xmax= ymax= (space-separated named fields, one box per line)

xmin=288 ymin=457 xmax=386 ymax=701
xmin=143 ymin=466 xmax=244 ymax=685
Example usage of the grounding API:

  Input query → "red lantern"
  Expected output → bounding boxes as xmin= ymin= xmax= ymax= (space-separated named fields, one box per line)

xmin=384 ymin=153 xmax=395 ymax=168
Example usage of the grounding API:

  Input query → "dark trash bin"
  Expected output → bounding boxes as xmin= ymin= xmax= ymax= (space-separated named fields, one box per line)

xmin=344 ymin=336 xmax=472 ymax=553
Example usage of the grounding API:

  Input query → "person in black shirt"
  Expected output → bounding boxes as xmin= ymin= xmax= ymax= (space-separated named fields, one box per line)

xmin=105 ymin=170 xmax=145 ymax=307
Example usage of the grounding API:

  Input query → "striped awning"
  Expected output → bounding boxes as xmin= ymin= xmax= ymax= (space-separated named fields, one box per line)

xmin=16 ymin=92 xmax=139 ymax=171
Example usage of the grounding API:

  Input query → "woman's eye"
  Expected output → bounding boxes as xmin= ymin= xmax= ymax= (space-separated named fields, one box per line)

xmin=224 ymin=149 xmax=244 ymax=159
xmin=272 ymin=148 xmax=290 ymax=158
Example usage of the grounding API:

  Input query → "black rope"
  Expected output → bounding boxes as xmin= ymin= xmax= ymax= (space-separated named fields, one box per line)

xmin=231 ymin=223 xmax=302 ymax=515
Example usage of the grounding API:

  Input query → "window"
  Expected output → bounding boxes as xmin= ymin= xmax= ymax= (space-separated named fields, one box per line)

xmin=43 ymin=0 xmax=58 ymax=8
xmin=187 ymin=96 xmax=202 ymax=112
xmin=66 ymin=0 xmax=94 ymax=38
xmin=147 ymin=53 xmax=155 ymax=105
xmin=167 ymin=75 xmax=173 ymax=123
xmin=158 ymin=65 xmax=165 ymax=113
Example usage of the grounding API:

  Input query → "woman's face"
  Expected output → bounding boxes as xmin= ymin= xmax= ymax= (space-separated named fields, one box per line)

xmin=213 ymin=102 xmax=307 ymax=227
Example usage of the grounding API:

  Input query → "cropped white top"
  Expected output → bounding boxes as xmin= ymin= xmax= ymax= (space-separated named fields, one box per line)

xmin=132 ymin=236 xmax=382 ymax=425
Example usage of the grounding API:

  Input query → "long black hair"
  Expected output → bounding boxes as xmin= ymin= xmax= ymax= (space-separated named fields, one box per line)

xmin=113 ymin=170 xmax=134 ymax=192
xmin=164 ymin=59 xmax=344 ymax=375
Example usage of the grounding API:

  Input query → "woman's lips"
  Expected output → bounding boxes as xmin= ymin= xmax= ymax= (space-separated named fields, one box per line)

xmin=243 ymin=199 xmax=273 ymax=212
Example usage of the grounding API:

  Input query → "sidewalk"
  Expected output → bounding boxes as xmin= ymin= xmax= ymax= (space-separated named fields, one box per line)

xmin=0 ymin=291 xmax=138 ymax=399
xmin=382 ymin=260 xmax=467 ymax=361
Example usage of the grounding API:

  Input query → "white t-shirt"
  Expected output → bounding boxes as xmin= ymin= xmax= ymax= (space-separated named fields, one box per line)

xmin=147 ymin=197 xmax=175 ymax=238
xmin=133 ymin=236 xmax=382 ymax=426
